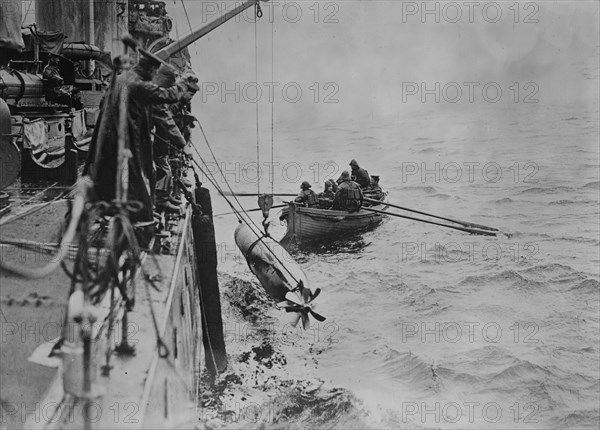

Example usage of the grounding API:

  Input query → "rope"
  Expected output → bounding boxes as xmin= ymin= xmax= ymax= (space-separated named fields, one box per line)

xmin=270 ymin=8 xmax=275 ymax=196
xmin=191 ymin=120 xmax=301 ymax=286
xmin=0 ymin=182 xmax=87 ymax=278
xmin=22 ymin=0 xmax=33 ymax=25
xmin=180 ymin=0 xmax=199 ymax=58
xmin=0 ymin=190 xmax=71 ymax=226
xmin=254 ymin=7 xmax=261 ymax=195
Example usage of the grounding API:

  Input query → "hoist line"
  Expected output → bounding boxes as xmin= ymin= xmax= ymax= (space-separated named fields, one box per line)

xmin=192 ymin=119 xmax=301 ymax=286
xmin=270 ymin=7 xmax=275 ymax=196
xmin=254 ymin=5 xmax=261 ymax=195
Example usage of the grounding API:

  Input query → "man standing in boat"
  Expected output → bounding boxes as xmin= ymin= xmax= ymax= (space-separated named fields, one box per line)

xmin=295 ymin=181 xmax=319 ymax=208
xmin=349 ymin=159 xmax=371 ymax=189
xmin=332 ymin=171 xmax=363 ymax=212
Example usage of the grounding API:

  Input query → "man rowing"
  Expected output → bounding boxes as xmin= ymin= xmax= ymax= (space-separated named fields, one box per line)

xmin=332 ymin=171 xmax=363 ymax=212
xmin=364 ymin=175 xmax=383 ymax=200
xmin=349 ymin=159 xmax=371 ymax=189
xmin=294 ymin=181 xmax=319 ymax=208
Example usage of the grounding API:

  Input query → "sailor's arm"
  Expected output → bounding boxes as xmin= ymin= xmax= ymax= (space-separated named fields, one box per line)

xmin=153 ymin=105 xmax=187 ymax=149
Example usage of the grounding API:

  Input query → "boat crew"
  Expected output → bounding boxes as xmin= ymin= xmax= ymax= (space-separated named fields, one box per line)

xmin=364 ymin=175 xmax=383 ymax=200
xmin=295 ymin=181 xmax=319 ymax=208
xmin=332 ymin=171 xmax=363 ymax=212
xmin=349 ymin=159 xmax=371 ymax=189
xmin=317 ymin=179 xmax=337 ymax=208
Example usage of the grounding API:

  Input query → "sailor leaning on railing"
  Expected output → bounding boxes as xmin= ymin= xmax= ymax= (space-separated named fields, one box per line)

xmin=82 ymin=53 xmax=198 ymax=236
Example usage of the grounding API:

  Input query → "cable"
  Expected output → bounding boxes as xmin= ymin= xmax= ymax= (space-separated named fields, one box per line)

xmin=179 ymin=0 xmax=199 ymax=58
xmin=254 ymin=8 xmax=261 ymax=195
xmin=22 ymin=0 xmax=33 ymax=25
xmin=270 ymin=7 xmax=275 ymax=196
xmin=192 ymin=120 xmax=301 ymax=285
xmin=0 ymin=183 xmax=86 ymax=278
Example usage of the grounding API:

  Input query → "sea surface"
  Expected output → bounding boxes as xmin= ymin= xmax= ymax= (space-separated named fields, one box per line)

xmin=4 ymin=2 xmax=597 ymax=429
xmin=181 ymin=1 xmax=599 ymax=429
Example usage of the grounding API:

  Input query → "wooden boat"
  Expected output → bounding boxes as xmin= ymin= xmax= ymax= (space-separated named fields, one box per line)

xmin=280 ymin=194 xmax=388 ymax=246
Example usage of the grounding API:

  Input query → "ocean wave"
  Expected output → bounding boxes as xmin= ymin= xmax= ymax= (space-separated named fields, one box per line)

xmin=425 ymin=193 xmax=455 ymax=200
xmin=401 ymin=186 xmax=437 ymax=194
xmin=569 ymin=279 xmax=600 ymax=293
xmin=507 ymin=231 xmax=553 ymax=240
xmin=493 ymin=197 xmax=514 ymax=204
xmin=411 ymin=147 xmax=438 ymax=154
xmin=519 ymin=186 xmax=574 ymax=194
xmin=220 ymin=273 xmax=275 ymax=323
xmin=548 ymin=199 xmax=597 ymax=206
xmin=583 ymin=181 xmax=600 ymax=189
xmin=489 ymin=359 xmax=555 ymax=384
xmin=435 ymin=366 xmax=484 ymax=386
xmin=557 ymin=236 xmax=600 ymax=246
xmin=521 ymin=263 xmax=576 ymax=278
xmin=459 ymin=270 xmax=544 ymax=291
xmin=370 ymin=346 xmax=438 ymax=390
xmin=552 ymin=410 xmax=600 ymax=430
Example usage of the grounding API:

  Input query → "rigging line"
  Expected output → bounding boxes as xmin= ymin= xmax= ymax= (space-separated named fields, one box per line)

xmin=193 ymin=123 xmax=281 ymax=261
xmin=270 ymin=9 xmax=275 ymax=196
xmin=0 ymin=193 xmax=69 ymax=227
xmin=179 ymin=0 xmax=199 ymax=57
xmin=180 ymin=0 xmax=194 ymax=34
xmin=191 ymin=154 xmax=296 ymax=285
xmin=254 ymin=7 xmax=261 ymax=195
xmin=193 ymin=122 xmax=301 ymax=285
xmin=152 ymin=131 xmax=242 ymax=219
xmin=194 ymin=155 xmax=242 ymax=218
xmin=22 ymin=1 xmax=33 ymax=25
xmin=194 ymin=121 xmax=256 ymax=223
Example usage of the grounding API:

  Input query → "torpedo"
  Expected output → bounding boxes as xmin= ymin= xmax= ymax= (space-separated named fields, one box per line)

xmin=234 ymin=223 xmax=325 ymax=329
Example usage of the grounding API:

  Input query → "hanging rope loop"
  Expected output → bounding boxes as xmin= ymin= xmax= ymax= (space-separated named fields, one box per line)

xmin=255 ymin=1 xmax=263 ymax=18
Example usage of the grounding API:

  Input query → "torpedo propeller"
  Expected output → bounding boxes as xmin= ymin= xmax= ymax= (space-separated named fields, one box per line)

xmin=277 ymin=287 xmax=326 ymax=330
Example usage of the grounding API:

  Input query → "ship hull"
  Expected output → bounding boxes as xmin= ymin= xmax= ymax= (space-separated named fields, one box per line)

xmin=0 ymin=203 xmax=204 ymax=429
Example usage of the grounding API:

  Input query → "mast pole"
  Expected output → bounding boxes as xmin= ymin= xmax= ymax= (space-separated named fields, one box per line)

xmin=155 ymin=0 xmax=261 ymax=60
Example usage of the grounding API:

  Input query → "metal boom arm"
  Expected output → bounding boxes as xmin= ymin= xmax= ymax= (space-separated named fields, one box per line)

xmin=155 ymin=0 xmax=262 ymax=60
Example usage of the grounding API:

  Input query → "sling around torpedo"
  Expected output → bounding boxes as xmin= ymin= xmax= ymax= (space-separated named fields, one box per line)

xmin=234 ymin=223 xmax=325 ymax=329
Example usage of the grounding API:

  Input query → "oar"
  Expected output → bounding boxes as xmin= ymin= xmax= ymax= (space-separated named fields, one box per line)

xmin=221 ymin=192 xmax=297 ymax=197
xmin=364 ymin=197 xmax=498 ymax=232
xmin=362 ymin=207 xmax=497 ymax=237
xmin=214 ymin=204 xmax=287 ymax=217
